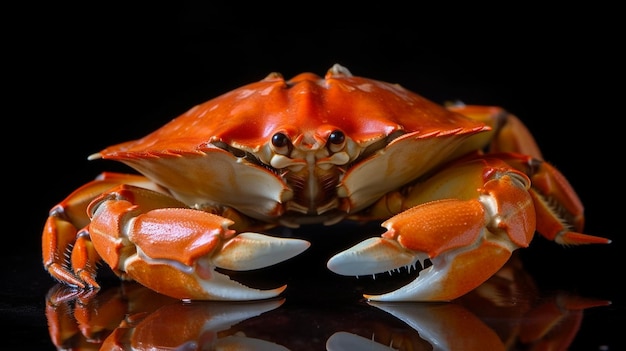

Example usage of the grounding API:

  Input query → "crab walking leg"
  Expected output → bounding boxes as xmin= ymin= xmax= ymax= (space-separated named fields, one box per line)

xmin=86 ymin=184 xmax=310 ymax=300
xmin=329 ymin=158 xmax=537 ymax=301
xmin=445 ymin=104 xmax=610 ymax=245
xmin=495 ymin=153 xmax=611 ymax=245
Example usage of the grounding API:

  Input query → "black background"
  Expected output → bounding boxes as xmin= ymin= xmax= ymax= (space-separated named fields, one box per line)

xmin=6 ymin=3 xmax=624 ymax=349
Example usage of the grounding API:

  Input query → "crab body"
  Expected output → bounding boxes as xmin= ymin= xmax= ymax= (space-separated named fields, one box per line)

xmin=43 ymin=64 xmax=609 ymax=301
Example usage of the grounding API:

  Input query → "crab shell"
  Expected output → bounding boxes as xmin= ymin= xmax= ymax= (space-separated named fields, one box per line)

xmin=91 ymin=64 xmax=489 ymax=226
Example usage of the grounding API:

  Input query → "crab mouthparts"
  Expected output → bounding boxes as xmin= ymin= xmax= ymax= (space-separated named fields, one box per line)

xmin=213 ymin=140 xmax=351 ymax=220
xmin=273 ymin=148 xmax=348 ymax=218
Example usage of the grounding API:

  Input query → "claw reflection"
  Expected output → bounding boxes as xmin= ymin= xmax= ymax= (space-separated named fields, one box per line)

xmin=327 ymin=257 xmax=611 ymax=351
xmin=45 ymin=283 xmax=287 ymax=350
xmin=46 ymin=256 xmax=610 ymax=351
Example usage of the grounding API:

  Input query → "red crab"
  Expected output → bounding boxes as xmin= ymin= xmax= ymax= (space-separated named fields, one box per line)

xmin=42 ymin=64 xmax=610 ymax=301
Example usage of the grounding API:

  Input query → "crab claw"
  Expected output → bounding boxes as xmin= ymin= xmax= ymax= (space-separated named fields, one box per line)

xmin=88 ymin=185 xmax=310 ymax=301
xmin=121 ymin=228 xmax=310 ymax=301
xmin=329 ymin=236 xmax=512 ymax=302
xmin=122 ymin=233 xmax=310 ymax=300
xmin=328 ymin=197 xmax=522 ymax=301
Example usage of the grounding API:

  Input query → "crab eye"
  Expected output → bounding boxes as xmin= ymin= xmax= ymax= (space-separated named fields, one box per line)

xmin=271 ymin=132 xmax=292 ymax=155
xmin=327 ymin=130 xmax=346 ymax=153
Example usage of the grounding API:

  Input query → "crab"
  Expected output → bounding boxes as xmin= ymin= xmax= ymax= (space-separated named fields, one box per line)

xmin=42 ymin=64 xmax=610 ymax=302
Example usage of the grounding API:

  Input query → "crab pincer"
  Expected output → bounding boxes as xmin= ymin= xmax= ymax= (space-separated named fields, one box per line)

xmin=87 ymin=185 xmax=310 ymax=300
xmin=328 ymin=156 xmax=609 ymax=301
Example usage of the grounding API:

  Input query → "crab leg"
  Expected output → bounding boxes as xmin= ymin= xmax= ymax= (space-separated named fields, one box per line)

xmin=495 ymin=153 xmax=611 ymax=245
xmin=43 ymin=173 xmax=168 ymax=288
xmin=44 ymin=173 xmax=309 ymax=300
xmin=329 ymin=156 xmax=609 ymax=301
xmin=87 ymin=184 xmax=309 ymax=300
xmin=446 ymin=105 xmax=609 ymax=245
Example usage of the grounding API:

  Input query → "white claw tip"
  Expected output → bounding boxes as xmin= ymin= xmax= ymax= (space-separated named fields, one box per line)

xmin=214 ymin=233 xmax=310 ymax=271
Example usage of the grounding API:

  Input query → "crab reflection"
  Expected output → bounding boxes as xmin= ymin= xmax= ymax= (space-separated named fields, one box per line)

xmin=46 ymin=256 xmax=609 ymax=351
xmin=45 ymin=284 xmax=287 ymax=350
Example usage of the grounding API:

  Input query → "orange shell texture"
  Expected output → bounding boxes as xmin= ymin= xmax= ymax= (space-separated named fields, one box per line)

xmin=98 ymin=70 xmax=486 ymax=157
